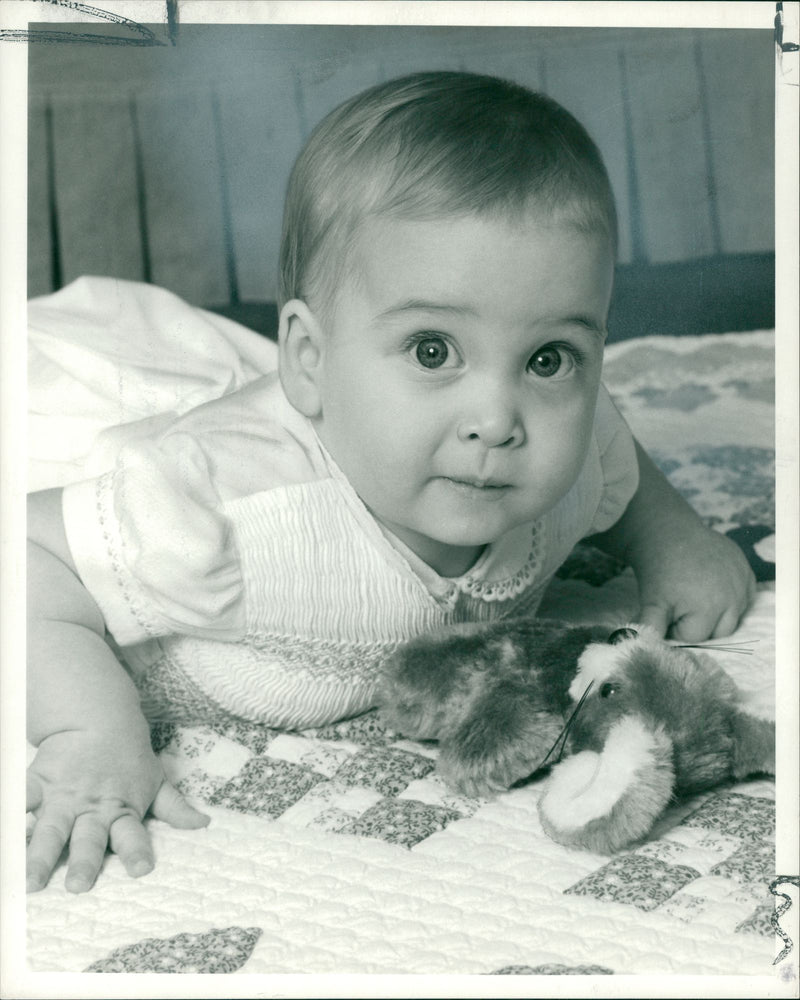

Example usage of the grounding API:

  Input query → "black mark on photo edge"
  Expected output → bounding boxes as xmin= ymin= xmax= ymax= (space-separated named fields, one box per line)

xmin=0 ymin=0 xmax=179 ymax=47
xmin=770 ymin=876 xmax=800 ymax=966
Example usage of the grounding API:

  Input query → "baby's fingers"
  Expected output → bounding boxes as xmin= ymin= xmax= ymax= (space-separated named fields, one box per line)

xmin=715 ymin=571 xmax=758 ymax=636
xmin=109 ymin=814 xmax=154 ymax=879
xmin=669 ymin=610 xmax=720 ymax=644
xmin=689 ymin=572 xmax=755 ymax=641
xmin=26 ymin=772 xmax=43 ymax=814
xmin=711 ymin=606 xmax=745 ymax=640
xmin=637 ymin=602 xmax=672 ymax=639
xmin=150 ymin=781 xmax=210 ymax=830
xmin=64 ymin=813 xmax=111 ymax=893
xmin=26 ymin=805 xmax=72 ymax=893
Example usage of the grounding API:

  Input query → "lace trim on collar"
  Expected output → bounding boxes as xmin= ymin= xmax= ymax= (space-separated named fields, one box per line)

xmin=454 ymin=520 xmax=544 ymax=602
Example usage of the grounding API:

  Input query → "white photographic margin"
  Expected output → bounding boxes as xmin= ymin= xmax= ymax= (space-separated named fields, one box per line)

xmin=1 ymin=2 xmax=797 ymax=998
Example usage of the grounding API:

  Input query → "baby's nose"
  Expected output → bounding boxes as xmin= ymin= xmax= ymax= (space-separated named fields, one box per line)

xmin=456 ymin=388 xmax=525 ymax=448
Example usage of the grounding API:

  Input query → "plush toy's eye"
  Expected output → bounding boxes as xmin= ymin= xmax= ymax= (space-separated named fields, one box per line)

xmin=607 ymin=627 xmax=638 ymax=644
xmin=600 ymin=682 xmax=620 ymax=698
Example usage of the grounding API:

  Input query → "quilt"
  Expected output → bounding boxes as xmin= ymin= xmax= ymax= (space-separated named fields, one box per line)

xmin=24 ymin=326 xmax=789 ymax=983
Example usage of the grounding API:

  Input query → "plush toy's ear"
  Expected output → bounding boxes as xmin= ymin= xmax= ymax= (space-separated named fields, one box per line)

xmin=538 ymin=715 xmax=674 ymax=854
xmin=730 ymin=710 xmax=775 ymax=780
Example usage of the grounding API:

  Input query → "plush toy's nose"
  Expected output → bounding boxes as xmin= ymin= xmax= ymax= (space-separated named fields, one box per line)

xmin=607 ymin=627 xmax=638 ymax=644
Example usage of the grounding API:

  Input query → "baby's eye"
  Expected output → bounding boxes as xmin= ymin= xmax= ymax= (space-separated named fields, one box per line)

xmin=413 ymin=336 xmax=451 ymax=370
xmin=526 ymin=344 xmax=576 ymax=379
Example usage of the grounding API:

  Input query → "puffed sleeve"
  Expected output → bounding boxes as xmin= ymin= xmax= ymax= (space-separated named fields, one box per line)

xmin=60 ymin=376 xmax=325 ymax=647
xmin=585 ymin=383 xmax=640 ymax=535
xmin=62 ymin=431 xmax=246 ymax=646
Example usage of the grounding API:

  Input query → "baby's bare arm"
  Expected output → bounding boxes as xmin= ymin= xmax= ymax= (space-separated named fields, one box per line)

xmin=588 ymin=441 xmax=755 ymax=641
xmin=27 ymin=490 xmax=142 ymax=744
xmin=27 ymin=490 xmax=208 ymax=893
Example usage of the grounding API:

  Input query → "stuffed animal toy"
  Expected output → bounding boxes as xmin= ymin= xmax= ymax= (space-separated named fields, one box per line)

xmin=378 ymin=619 xmax=774 ymax=854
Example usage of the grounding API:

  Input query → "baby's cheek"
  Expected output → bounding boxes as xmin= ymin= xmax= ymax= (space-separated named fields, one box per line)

xmin=540 ymin=426 xmax=592 ymax=497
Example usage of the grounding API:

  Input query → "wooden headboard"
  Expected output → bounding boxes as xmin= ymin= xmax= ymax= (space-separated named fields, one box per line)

xmin=27 ymin=24 xmax=775 ymax=341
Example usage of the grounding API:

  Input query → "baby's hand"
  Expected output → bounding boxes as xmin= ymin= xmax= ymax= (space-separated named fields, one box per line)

xmin=26 ymin=728 xmax=209 ymax=894
xmin=592 ymin=441 xmax=758 ymax=643
xmin=635 ymin=522 xmax=756 ymax=642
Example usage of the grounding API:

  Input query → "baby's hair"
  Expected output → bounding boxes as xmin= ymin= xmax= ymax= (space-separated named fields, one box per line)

xmin=278 ymin=71 xmax=618 ymax=314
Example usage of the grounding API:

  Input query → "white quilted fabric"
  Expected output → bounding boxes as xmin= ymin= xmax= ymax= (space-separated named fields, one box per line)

xmin=24 ymin=589 xmax=779 ymax=977
xmin=22 ymin=328 xmax=788 ymax=982
xmin=26 ymin=786 xmax=775 ymax=976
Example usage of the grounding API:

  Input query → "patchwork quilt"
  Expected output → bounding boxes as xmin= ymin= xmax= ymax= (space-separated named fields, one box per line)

xmin=24 ymin=328 xmax=790 ymax=983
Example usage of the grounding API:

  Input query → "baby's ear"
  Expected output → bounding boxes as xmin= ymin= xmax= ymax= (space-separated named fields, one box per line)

xmin=278 ymin=299 xmax=325 ymax=418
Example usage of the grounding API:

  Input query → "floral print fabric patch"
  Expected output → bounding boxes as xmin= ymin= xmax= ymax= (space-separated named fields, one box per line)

xmin=85 ymin=926 xmax=262 ymax=973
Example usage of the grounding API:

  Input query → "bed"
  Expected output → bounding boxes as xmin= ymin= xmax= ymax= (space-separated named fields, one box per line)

xmin=25 ymin=293 xmax=779 ymax=979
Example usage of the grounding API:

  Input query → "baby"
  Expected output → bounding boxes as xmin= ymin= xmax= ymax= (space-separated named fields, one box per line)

xmin=26 ymin=71 xmax=754 ymax=894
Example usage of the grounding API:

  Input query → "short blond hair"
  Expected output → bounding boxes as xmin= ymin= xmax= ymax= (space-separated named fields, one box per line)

xmin=279 ymin=71 xmax=617 ymax=313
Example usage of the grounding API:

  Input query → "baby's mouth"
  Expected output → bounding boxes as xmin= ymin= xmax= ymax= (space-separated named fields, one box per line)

xmin=440 ymin=476 xmax=513 ymax=494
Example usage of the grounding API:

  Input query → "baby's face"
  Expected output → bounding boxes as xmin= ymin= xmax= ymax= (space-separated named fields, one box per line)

xmin=312 ymin=209 xmax=614 ymax=577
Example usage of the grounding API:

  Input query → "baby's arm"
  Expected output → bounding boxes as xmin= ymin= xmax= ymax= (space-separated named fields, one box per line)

xmin=588 ymin=440 xmax=756 ymax=641
xmin=26 ymin=489 xmax=209 ymax=893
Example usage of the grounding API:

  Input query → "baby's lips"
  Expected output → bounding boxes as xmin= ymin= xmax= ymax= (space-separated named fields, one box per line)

xmin=440 ymin=473 xmax=513 ymax=489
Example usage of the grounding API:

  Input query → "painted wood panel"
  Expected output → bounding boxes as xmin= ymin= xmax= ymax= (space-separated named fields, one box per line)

xmin=216 ymin=75 xmax=306 ymax=302
xmin=624 ymin=34 xmax=721 ymax=262
xmin=48 ymin=95 xmax=145 ymax=290
xmin=27 ymin=97 xmax=52 ymax=300
xmin=697 ymin=32 xmax=774 ymax=255
xmin=132 ymin=89 xmax=231 ymax=305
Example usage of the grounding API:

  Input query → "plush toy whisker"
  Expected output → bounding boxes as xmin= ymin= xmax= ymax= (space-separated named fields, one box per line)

xmin=540 ymin=680 xmax=595 ymax=769
xmin=674 ymin=639 xmax=759 ymax=655
xmin=510 ymin=680 xmax=596 ymax=790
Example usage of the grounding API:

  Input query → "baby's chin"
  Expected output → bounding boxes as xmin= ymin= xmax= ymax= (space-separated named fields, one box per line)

xmin=405 ymin=521 xmax=535 ymax=577
xmin=370 ymin=517 xmax=484 ymax=577
xmin=424 ymin=507 xmax=542 ymax=550
xmin=370 ymin=492 xmax=547 ymax=573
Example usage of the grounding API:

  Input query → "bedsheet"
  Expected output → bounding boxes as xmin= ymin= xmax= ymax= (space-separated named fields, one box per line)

xmin=25 ymin=324 xmax=784 ymax=980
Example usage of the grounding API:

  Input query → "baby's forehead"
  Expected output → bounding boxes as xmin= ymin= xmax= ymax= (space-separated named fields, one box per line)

xmin=342 ymin=205 xmax=612 ymax=275
xmin=304 ymin=193 xmax=615 ymax=322
xmin=321 ymin=207 xmax=614 ymax=332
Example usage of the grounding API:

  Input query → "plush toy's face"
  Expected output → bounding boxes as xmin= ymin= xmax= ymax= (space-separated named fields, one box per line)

xmin=562 ymin=624 xmax=768 ymax=794
xmin=537 ymin=623 xmax=775 ymax=853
